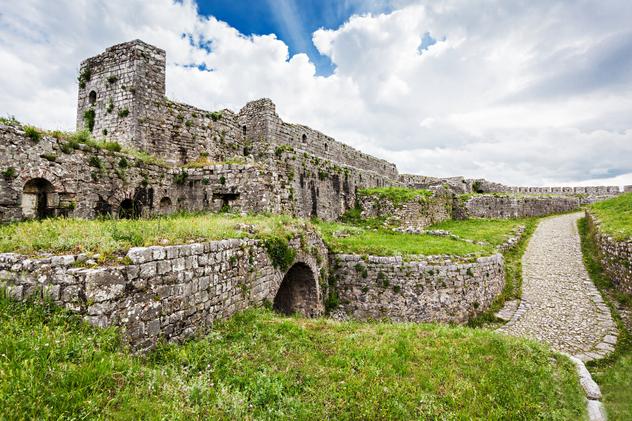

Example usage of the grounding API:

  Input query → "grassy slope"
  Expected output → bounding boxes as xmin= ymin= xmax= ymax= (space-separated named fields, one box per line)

xmin=578 ymin=217 xmax=632 ymax=420
xmin=0 ymin=296 xmax=586 ymax=420
xmin=0 ymin=213 xmax=306 ymax=261
xmin=316 ymin=218 xmax=525 ymax=257
xmin=589 ymin=192 xmax=632 ymax=240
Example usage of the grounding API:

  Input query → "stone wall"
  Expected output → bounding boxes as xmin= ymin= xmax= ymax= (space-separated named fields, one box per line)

xmin=238 ymin=98 xmax=399 ymax=179
xmin=358 ymin=188 xmax=452 ymax=229
xmin=586 ymin=212 xmax=632 ymax=295
xmin=0 ymin=124 xmax=286 ymax=221
xmin=332 ymin=253 xmax=504 ymax=323
xmin=0 ymin=233 xmax=329 ymax=351
xmin=457 ymin=194 xmax=580 ymax=219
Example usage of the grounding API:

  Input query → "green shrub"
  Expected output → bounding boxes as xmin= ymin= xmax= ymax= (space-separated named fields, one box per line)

xmin=24 ymin=125 xmax=42 ymax=142
xmin=219 ymin=175 xmax=226 ymax=185
xmin=102 ymin=141 xmax=122 ymax=152
xmin=88 ymin=156 xmax=103 ymax=169
xmin=106 ymin=100 xmax=114 ymax=113
xmin=209 ymin=111 xmax=222 ymax=122
xmin=2 ymin=167 xmax=17 ymax=179
xmin=174 ymin=170 xmax=188 ymax=185
xmin=107 ymin=75 xmax=117 ymax=84
xmin=118 ymin=157 xmax=128 ymax=168
xmin=118 ymin=108 xmax=129 ymax=118
xmin=0 ymin=115 xmax=19 ymax=126
xmin=41 ymin=153 xmax=57 ymax=162
xmin=263 ymin=237 xmax=296 ymax=271
xmin=77 ymin=67 xmax=91 ymax=88
xmin=83 ymin=109 xmax=96 ymax=132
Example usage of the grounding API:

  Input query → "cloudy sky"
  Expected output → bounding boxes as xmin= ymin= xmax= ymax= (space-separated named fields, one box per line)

xmin=1 ymin=0 xmax=631 ymax=187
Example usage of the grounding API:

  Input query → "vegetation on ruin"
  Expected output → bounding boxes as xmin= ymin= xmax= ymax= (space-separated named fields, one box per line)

xmin=182 ymin=155 xmax=247 ymax=168
xmin=316 ymin=218 xmax=526 ymax=258
xmin=578 ymin=217 xmax=632 ymax=420
xmin=0 ymin=296 xmax=586 ymax=420
xmin=358 ymin=186 xmax=433 ymax=205
xmin=24 ymin=125 xmax=42 ymax=142
xmin=467 ymin=218 xmax=539 ymax=328
xmin=0 ymin=213 xmax=308 ymax=262
xmin=589 ymin=192 xmax=632 ymax=240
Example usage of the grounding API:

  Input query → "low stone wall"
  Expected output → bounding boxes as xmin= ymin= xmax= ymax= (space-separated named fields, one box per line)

xmin=458 ymin=195 xmax=580 ymax=219
xmin=358 ymin=188 xmax=452 ymax=229
xmin=0 ymin=234 xmax=328 ymax=351
xmin=586 ymin=212 xmax=632 ymax=295
xmin=332 ymin=254 xmax=504 ymax=323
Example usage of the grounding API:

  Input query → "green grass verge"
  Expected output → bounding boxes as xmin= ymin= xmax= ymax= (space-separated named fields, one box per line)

xmin=578 ymin=217 xmax=632 ymax=420
xmin=0 ymin=296 xmax=586 ymax=420
xmin=589 ymin=192 xmax=632 ymax=240
xmin=358 ymin=186 xmax=433 ymax=205
xmin=467 ymin=218 xmax=538 ymax=328
xmin=316 ymin=218 xmax=525 ymax=257
xmin=0 ymin=213 xmax=307 ymax=262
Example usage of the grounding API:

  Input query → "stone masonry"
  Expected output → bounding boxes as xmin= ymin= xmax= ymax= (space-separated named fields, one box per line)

xmin=587 ymin=211 xmax=632 ymax=295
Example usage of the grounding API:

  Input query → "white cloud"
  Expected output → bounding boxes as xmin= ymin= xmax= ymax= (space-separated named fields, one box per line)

xmin=1 ymin=0 xmax=631 ymax=186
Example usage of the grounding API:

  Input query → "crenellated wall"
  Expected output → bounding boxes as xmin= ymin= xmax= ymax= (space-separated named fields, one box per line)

xmin=456 ymin=195 xmax=581 ymax=219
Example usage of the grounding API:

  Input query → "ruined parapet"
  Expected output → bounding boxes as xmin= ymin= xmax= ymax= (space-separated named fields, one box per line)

xmin=239 ymin=98 xmax=399 ymax=179
xmin=625 ymin=185 xmax=632 ymax=193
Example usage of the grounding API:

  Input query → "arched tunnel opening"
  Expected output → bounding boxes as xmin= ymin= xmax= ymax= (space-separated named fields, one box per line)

xmin=273 ymin=262 xmax=319 ymax=317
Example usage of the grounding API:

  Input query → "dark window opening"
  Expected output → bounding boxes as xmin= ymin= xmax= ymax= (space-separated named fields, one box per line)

xmin=302 ymin=133 xmax=307 ymax=143
xmin=118 ymin=198 xmax=141 ymax=219
xmin=88 ymin=90 xmax=97 ymax=105
xmin=242 ymin=125 xmax=247 ymax=135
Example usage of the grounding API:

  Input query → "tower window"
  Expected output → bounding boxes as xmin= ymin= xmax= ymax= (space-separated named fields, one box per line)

xmin=302 ymin=133 xmax=307 ymax=143
xmin=88 ymin=90 xmax=97 ymax=105
xmin=242 ymin=125 xmax=247 ymax=135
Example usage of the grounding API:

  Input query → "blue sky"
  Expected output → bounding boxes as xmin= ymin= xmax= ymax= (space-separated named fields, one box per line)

xmin=195 ymin=0 xmax=394 ymax=75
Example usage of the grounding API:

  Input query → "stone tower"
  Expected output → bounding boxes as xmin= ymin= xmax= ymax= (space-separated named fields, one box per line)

xmin=76 ymin=40 xmax=166 ymax=152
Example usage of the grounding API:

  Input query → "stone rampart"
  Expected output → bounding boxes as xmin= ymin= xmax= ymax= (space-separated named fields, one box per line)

xmin=332 ymin=253 xmax=504 ymax=323
xmin=458 ymin=195 xmax=580 ymax=219
xmin=0 ymin=233 xmax=328 ymax=351
xmin=586 ymin=212 xmax=632 ymax=295
xmin=358 ymin=188 xmax=452 ymax=229
xmin=0 ymin=124 xmax=283 ymax=221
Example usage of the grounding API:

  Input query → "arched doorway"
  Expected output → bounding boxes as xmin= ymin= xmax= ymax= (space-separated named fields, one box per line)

xmin=22 ymin=178 xmax=55 ymax=219
xmin=118 ymin=198 xmax=140 ymax=219
xmin=273 ymin=262 xmax=319 ymax=317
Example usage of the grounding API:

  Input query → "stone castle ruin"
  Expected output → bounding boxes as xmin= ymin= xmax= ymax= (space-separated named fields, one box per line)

xmin=1 ymin=39 xmax=629 ymax=350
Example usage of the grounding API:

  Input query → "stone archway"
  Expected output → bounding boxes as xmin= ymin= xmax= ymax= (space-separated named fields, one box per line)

xmin=22 ymin=178 xmax=55 ymax=219
xmin=273 ymin=262 xmax=319 ymax=317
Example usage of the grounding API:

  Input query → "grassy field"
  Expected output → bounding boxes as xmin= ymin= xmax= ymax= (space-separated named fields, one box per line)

xmin=578 ymin=217 xmax=632 ymax=420
xmin=589 ymin=192 xmax=632 ymax=240
xmin=0 ymin=295 xmax=586 ymax=420
xmin=316 ymin=218 xmax=525 ymax=257
xmin=0 ymin=213 xmax=306 ymax=262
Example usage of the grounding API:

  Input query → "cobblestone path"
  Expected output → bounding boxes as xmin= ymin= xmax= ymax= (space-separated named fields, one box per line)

xmin=500 ymin=213 xmax=617 ymax=361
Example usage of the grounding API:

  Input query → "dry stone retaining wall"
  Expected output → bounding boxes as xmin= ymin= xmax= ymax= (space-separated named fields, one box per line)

xmin=0 ymin=234 xmax=328 ymax=351
xmin=586 ymin=211 xmax=632 ymax=295
xmin=332 ymin=254 xmax=504 ymax=323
